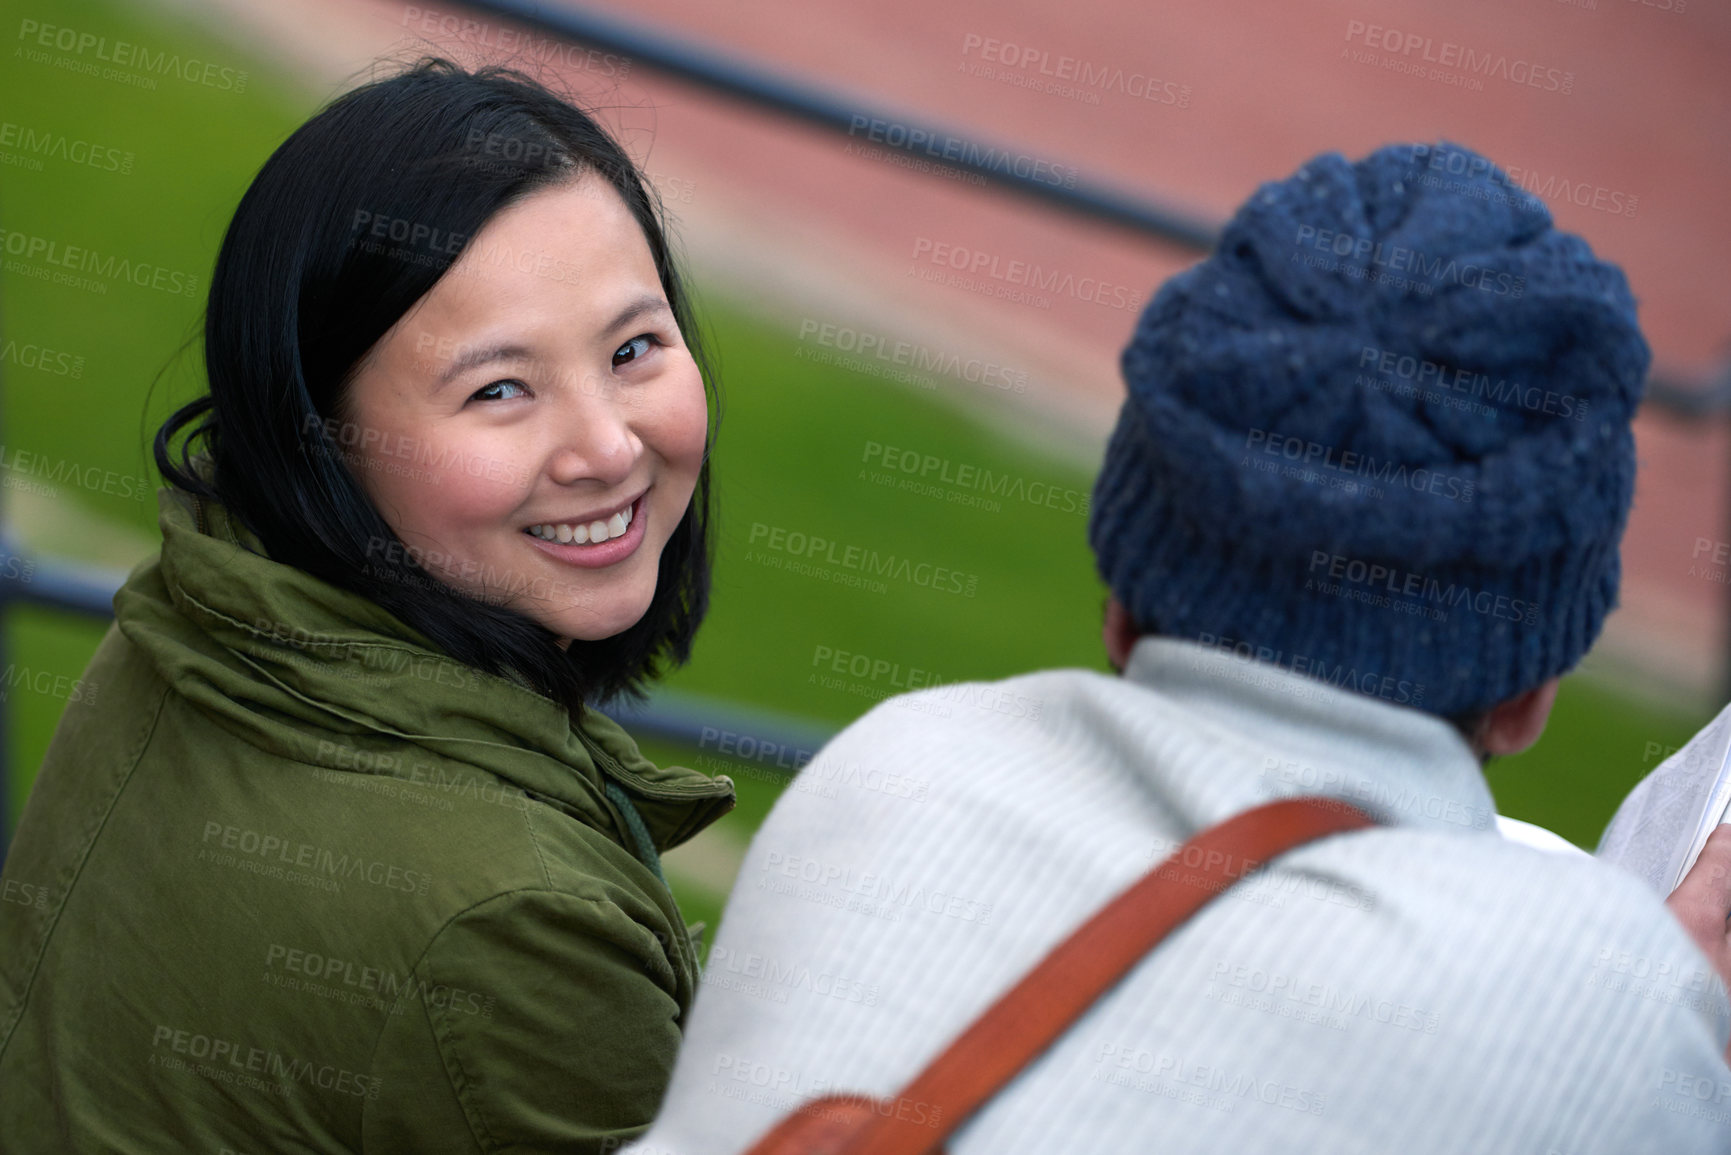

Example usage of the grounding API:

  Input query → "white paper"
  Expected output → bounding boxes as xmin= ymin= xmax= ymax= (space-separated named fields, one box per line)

xmin=1496 ymin=815 xmax=1588 ymax=857
xmin=1596 ymin=700 xmax=1731 ymax=897
xmin=1672 ymin=739 xmax=1731 ymax=891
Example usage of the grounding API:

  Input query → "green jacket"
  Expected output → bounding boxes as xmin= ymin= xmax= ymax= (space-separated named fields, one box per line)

xmin=0 ymin=488 xmax=735 ymax=1153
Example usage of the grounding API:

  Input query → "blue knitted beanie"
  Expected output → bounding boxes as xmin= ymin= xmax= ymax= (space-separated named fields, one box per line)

xmin=1089 ymin=141 xmax=1650 ymax=718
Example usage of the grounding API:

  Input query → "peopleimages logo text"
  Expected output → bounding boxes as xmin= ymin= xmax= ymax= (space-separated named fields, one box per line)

xmin=847 ymin=116 xmax=1077 ymax=188
xmin=959 ymin=34 xmax=1192 ymax=107
xmin=17 ymin=19 xmax=250 ymax=91
xmin=0 ymin=227 xmax=200 ymax=298
xmin=747 ymin=522 xmax=979 ymax=598
xmin=1244 ymin=429 xmax=1475 ymax=503
xmin=1307 ymin=551 xmax=1541 ymax=626
xmin=1358 ymin=345 xmax=1586 ymax=421
xmin=1343 ymin=21 xmax=1573 ymax=94
xmin=910 ymin=237 xmax=1142 ymax=311
xmin=1293 ymin=225 xmax=1524 ymax=298
xmin=0 ymin=120 xmax=133 ymax=173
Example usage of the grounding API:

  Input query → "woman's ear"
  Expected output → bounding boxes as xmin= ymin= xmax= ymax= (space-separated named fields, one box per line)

xmin=1103 ymin=595 xmax=1140 ymax=673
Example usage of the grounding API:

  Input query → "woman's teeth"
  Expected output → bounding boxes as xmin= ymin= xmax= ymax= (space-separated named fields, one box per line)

xmin=528 ymin=504 xmax=632 ymax=544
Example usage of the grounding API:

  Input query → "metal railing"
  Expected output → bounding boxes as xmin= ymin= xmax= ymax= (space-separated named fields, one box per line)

xmin=3 ymin=0 xmax=1727 ymax=860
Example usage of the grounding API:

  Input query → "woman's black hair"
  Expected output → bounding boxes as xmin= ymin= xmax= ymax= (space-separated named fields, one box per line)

xmin=155 ymin=57 xmax=715 ymax=718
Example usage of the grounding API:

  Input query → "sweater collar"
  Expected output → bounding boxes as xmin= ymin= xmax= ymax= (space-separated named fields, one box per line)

xmin=1121 ymin=635 xmax=1499 ymax=835
xmin=116 ymin=487 xmax=732 ymax=853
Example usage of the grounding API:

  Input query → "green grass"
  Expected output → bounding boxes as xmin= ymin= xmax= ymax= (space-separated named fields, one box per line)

xmin=2 ymin=0 xmax=309 ymax=526
xmin=1 ymin=0 xmax=1716 ymax=902
xmin=1 ymin=0 xmax=307 ymax=827
xmin=1486 ymin=677 xmax=1713 ymax=849
xmin=661 ymin=292 xmax=1108 ymax=721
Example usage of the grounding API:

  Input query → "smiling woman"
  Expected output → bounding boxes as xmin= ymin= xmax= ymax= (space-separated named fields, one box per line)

xmin=0 ymin=58 xmax=736 ymax=1154
xmin=341 ymin=178 xmax=710 ymax=645
xmin=160 ymin=58 xmax=718 ymax=710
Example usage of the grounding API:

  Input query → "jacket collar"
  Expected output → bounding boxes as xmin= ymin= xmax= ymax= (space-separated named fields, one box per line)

xmin=1121 ymin=635 xmax=1499 ymax=835
xmin=116 ymin=487 xmax=732 ymax=852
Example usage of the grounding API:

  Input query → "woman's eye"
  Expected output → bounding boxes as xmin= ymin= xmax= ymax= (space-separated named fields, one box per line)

xmin=470 ymin=379 xmax=528 ymax=402
xmin=613 ymin=334 xmax=656 ymax=367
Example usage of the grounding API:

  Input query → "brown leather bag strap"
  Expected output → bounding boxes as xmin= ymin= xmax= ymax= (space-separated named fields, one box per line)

xmin=743 ymin=795 xmax=1378 ymax=1155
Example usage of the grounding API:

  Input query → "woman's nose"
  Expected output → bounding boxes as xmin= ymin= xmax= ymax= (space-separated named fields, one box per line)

xmin=545 ymin=385 xmax=641 ymax=486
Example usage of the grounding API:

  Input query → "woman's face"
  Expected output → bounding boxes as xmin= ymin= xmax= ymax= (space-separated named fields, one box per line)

xmin=341 ymin=175 xmax=708 ymax=644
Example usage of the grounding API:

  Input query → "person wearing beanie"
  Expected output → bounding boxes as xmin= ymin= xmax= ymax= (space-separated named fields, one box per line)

xmin=625 ymin=144 xmax=1731 ymax=1154
xmin=1090 ymin=138 xmax=1638 ymax=727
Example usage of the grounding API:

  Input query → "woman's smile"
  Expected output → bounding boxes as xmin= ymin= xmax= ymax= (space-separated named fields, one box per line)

xmin=523 ymin=491 xmax=648 ymax=569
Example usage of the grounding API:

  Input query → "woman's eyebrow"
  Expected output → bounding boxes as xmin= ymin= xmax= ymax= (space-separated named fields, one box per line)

xmin=434 ymin=342 xmax=536 ymax=388
xmin=603 ymin=294 xmax=672 ymax=336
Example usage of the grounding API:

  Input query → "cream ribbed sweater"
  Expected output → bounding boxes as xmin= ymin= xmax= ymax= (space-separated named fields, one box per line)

xmin=630 ymin=637 xmax=1731 ymax=1153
